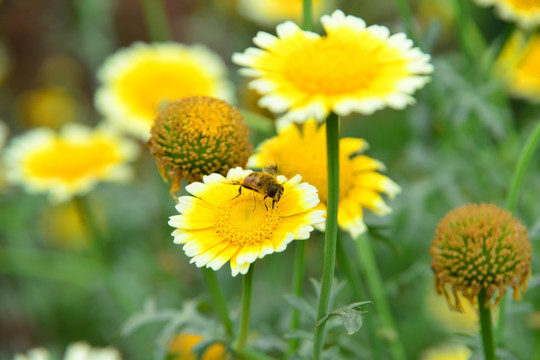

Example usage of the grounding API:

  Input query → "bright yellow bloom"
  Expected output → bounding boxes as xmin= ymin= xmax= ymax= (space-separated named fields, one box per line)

xmin=3 ymin=124 xmax=138 ymax=202
xmin=169 ymin=167 xmax=325 ymax=276
xmin=17 ymin=86 xmax=79 ymax=129
xmin=14 ymin=342 xmax=121 ymax=360
xmin=249 ymin=120 xmax=400 ymax=238
xmin=420 ymin=344 xmax=472 ymax=360
xmin=168 ymin=333 xmax=228 ymax=360
xmin=475 ymin=0 xmax=540 ymax=28
xmin=233 ymin=10 xmax=433 ymax=123
xmin=237 ymin=0 xmax=329 ymax=27
xmin=496 ymin=31 xmax=540 ymax=102
xmin=95 ymin=42 xmax=234 ymax=139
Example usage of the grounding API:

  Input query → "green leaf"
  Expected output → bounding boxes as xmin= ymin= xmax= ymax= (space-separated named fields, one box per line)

xmin=283 ymin=294 xmax=317 ymax=322
xmin=316 ymin=302 xmax=371 ymax=335
xmin=283 ymin=329 xmax=314 ymax=341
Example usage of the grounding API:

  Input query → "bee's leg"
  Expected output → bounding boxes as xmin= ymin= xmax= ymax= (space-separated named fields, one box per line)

xmin=233 ymin=186 xmax=242 ymax=199
xmin=272 ymin=200 xmax=276 ymax=209
xmin=263 ymin=195 xmax=269 ymax=211
xmin=252 ymin=192 xmax=258 ymax=211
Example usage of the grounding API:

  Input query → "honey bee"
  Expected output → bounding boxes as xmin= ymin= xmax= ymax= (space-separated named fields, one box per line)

xmin=231 ymin=162 xmax=284 ymax=210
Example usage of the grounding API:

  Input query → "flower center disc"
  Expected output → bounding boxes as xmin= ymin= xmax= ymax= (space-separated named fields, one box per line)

xmin=214 ymin=191 xmax=280 ymax=246
xmin=24 ymin=139 xmax=119 ymax=182
xmin=280 ymin=32 xmax=409 ymax=96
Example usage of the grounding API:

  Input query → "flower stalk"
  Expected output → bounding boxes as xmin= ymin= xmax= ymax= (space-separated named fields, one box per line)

xmin=235 ymin=264 xmax=255 ymax=352
xmin=313 ymin=112 xmax=340 ymax=360
xmin=355 ymin=233 xmax=407 ymax=360
xmin=139 ymin=0 xmax=172 ymax=42
xmin=497 ymin=118 xmax=540 ymax=338
xmin=201 ymin=268 xmax=234 ymax=338
xmin=478 ymin=289 xmax=496 ymax=360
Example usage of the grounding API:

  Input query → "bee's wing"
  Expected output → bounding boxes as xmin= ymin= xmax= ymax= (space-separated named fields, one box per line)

xmin=262 ymin=159 xmax=278 ymax=176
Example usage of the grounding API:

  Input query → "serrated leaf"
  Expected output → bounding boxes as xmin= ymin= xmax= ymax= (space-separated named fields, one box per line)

xmin=283 ymin=294 xmax=317 ymax=322
xmin=316 ymin=302 xmax=371 ymax=335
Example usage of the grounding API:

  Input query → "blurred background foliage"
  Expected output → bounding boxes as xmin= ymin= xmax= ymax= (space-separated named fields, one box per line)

xmin=0 ymin=0 xmax=539 ymax=359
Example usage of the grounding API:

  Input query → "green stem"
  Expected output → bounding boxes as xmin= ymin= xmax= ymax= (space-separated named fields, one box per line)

xmin=313 ymin=112 xmax=340 ymax=360
xmin=201 ymin=268 xmax=234 ymax=338
xmin=234 ymin=264 xmax=255 ymax=352
xmin=391 ymin=0 xmax=418 ymax=44
xmin=478 ymin=290 xmax=496 ymax=360
xmin=355 ymin=233 xmax=407 ymax=360
xmin=302 ymin=0 xmax=313 ymax=31
xmin=73 ymin=195 xmax=109 ymax=262
xmin=452 ymin=0 xmax=487 ymax=72
xmin=139 ymin=0 xmax=172 ymax=42
xmin=497 ymin=119 xmax=540 ymax=338
xmin=236 ymin=347 xmax=279 ymax=360
xmin=287 ymin=241 xmax=306 ymax=356
xmin=336 ymin=235 xmax=385 ymax=360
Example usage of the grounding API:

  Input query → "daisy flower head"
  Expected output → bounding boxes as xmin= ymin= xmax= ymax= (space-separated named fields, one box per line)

xmin=147 ymin=96 xmax=252 ymax=197
xmin=14 ymin=342 xmax=121 ymax=360
xmin=474 ymin=0 xmax=540 ymax=28
xmin=237 ymin=0 xmax=329 ymax=27
xmin=249 ymin=120 xmax=401 ymax=238
xmin=3 ymin=123 xmax=138 ymax=202
xmin=431 ymin=203 xmax=531 ymax=311
xmin=233 ymin=10 xmax=433 ymax=124
xmin=95 ymin=42 xmax=234 ymax=139
xmin=168 ymin=333 xmax=228 ymax=360
xmin=169 ymin=167 xmax=325 ymax=276
xmin=496 ymin=31 xmax=540 ymax=102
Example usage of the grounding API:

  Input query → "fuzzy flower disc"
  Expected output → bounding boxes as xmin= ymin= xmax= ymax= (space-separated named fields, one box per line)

xmin=169 ymin=167 xmax=325 ymax=276
xmin=475 ymin=0 xmax=540 ymax=28
xmin=95 ymin=42 xmax=234 ymax=139
xmin=233 ymin=10 xmax=433 ymax=123
xmin=430 ymin=203 xmax=531 ymax=311
xmin=249 ymin=120 xmax=400 ymax=238
xmin=496 ymin=31 xmax=540 ymax=102
xmin=3 ymin=124 xmax=138 ymax=202
xmin=147 ymin=96 xmax=252 ymax=196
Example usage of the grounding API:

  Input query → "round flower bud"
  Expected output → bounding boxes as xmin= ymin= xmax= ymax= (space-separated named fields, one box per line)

xmin=430 ymin=203 xmax=531 ymax=311
xmin=147 ymin=96 xmax=252 ymax=197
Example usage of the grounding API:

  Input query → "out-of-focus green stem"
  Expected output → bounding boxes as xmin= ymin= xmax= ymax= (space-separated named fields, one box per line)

xmin=201 ymin=268 xmax=234 ymax=337
xmin=74 ymin=195 xmax=109 ymax=262
xmin=497 ymin=119 xmax=540 ymax=338
xmin=336 ymin=235 xmax=385 ymax=360
xmin=313 ymin=112 xmax=340 ymax=360
xmin=234 ymin=264 xmax=255 ymax=352
xmin=303 ymin=0 xmax=313 ymax=31
xmin=139 ymin=0 xmax=172 ymax=41
xmin=236 ymin=347 xmax=278 ymax=360
xmin=287 ymin=241 xmax=306 ymax=356
xmin=452 ymin=0 xmax=487 ymax=71
xmin=391 ymin=0 xmax=418 ymax=44
xmin=479 ymin=290 xmax=496 ymax=360
xmin=356 ymin=233 xmax=407 ymax=360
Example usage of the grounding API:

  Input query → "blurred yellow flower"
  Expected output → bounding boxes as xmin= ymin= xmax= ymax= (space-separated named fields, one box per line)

xmin=237 ymin=0 xmax=328 ymax=27
xmin=168 ymin=333 xmax=228 ymax=360
xmin=169 ymin=167 xmax=325 ymax=276
xmin=420 ymin=344 xmax=472 ymax=360
xmin=475 ymin=0 xmax=540 ymax=28
xmin=95 ymin=42 xmax=234 ymax=139
xmin=426 ymin=285 xmax=478 ymax=335
xmin=233 ymin=10 xmax=433 ymax=123
xmin=40 ymin=202 xmax=92 ymax=249
xmin=17 ymin=86 xmax=79 ymax=129
xmin=496 ymin=31 xmax=540 ymax=102
xmin=14 ymin=342 xmax=121 ymax=360
xmin=3 ymin=124 xmax=138 ymax=202
xmin=249 ymin=120 xmax=400 ymax=238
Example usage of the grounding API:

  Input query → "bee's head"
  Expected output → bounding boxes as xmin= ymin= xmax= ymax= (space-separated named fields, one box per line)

xmin=268 ymin=183 xmax=284 ymax=201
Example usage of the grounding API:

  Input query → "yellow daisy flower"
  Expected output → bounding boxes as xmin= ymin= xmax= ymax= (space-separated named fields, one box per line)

xmin=17 ymin=86 xmax=79 ymax=129
xmin=3 ymin=124 xmax=138 ymax=202
xmin=426 ymin=285 xmax=478 ymax=335
xmin=249 ymin=120 xmax=401 ymax=238
xmin=496 ymin=31 xmax=540 ymax=102
xmin=95 ymin=42 xmax=234 ymax=139
xmin=233 ymin=10 xmax=433 ymax=123
xmin=168 ymin=333 xmax=228 ymax=360
xmin=475 ymin=0 xmax=540 ymax=28
xmin=237 ymin=0 xmax=328 ymax=27
xmin=169 ymin=167 xmax=325 ymax=276
xmin=420 ymin=344 xmax=472 ymax=360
